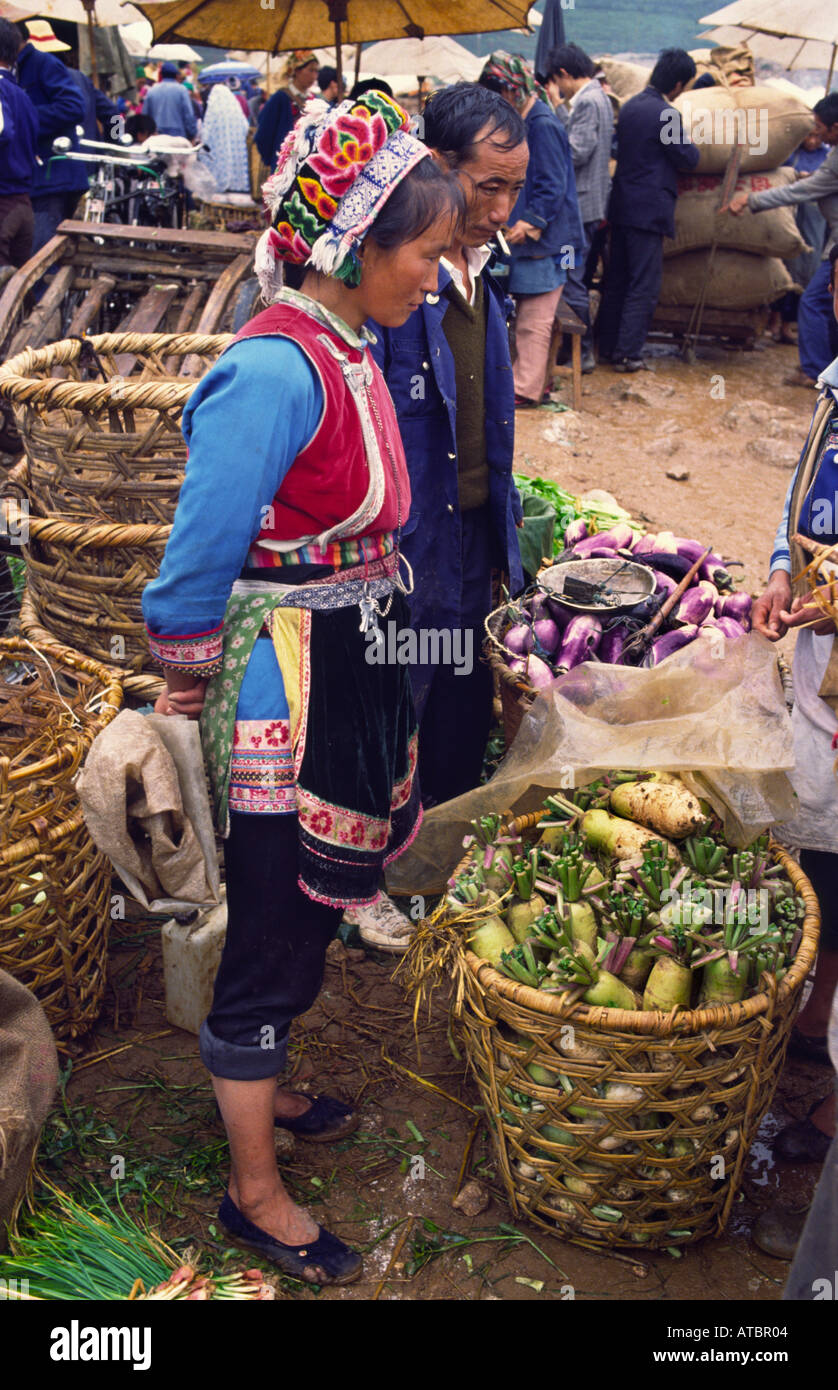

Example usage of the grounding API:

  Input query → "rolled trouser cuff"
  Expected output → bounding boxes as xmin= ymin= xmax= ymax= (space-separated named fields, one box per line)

xmin=199 ymin=1018 xmax=289 ymax=1080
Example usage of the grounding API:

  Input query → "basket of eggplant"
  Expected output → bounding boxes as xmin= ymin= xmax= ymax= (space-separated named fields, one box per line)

xmin=484 ymin=520 xmax=753 ymax=746
xmin=442 ymin=772 xmax=819 ymax=1248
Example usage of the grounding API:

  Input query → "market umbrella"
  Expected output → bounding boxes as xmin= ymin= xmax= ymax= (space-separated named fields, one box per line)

xmin=358 ymin=36 xmax=485 ymax=86
xmin=148 ymin=40 xmax=201 ymax=60
xmin=198 ymin=59 xmax=263 ymax=84
xmin=533 ymin=0 xmax=564 ymax=83
xmin=137 ymin=0 xmax=534 ymax=86
xmin=699 ymin=0 xmax=838 ymax=86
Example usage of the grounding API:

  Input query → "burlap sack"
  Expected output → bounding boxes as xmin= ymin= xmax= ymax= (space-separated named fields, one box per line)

xmin=75 ymin=710 xmax=221 ymax=913
xmin=0 ymin=970 xmax=58 ymax=1249
xmin=674 ymin=85 xmax=814 ymax=175
xmin=594 ymin=57 xmax=649 ymax=100
xmin=666 ymin=167 xmax=809 ymax=259
xmin=659 ymin=249 xmax=796 ymax=309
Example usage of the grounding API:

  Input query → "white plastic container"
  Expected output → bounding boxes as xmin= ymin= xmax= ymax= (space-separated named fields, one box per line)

xmin=161 ymin=896 xmax=227 ymax=1035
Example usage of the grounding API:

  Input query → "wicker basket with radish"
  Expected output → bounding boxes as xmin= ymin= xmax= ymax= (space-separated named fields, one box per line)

xmin=403 ymin=773 xmax=819 ymax=1249
xmin=485 ymin=520 xmax=754 ymax=746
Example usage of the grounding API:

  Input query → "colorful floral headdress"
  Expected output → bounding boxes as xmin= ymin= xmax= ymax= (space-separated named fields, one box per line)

xmin=254 ymin=89 xmax=429 ymax=299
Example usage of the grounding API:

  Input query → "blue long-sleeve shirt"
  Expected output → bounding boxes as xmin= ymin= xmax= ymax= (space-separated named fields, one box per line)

xmin=143 ymin=78 xmax=197 ymax=140
xmin=0 ymin=68 xmax=39 ymax=196
xmin=142 ymin=337 xmax=321 ymax=716
xmin=16 ymin=43 xmax=87 ymax=198
xmin=770 ymin=357 xmax=838 ymax=574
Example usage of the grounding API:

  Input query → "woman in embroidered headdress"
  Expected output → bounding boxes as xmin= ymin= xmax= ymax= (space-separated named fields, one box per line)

xmin=142 ymin=92 xmax=462 ymax=1286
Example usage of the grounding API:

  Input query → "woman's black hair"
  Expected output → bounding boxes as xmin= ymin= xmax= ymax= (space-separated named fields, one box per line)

xmin=0 ymin=17 xmax=22 ymax=66
xmin=421 ymin=82 xmax=526 ymax=167
xmin=350 ymin=77 xmax=393 ymax=99
xmin=366 ymin=156 xmax=464 ymax=251
xmin=649 ymin=48 xmax=697 ymax=95
xmin=829 ymin=241 xmax=838 ymax=289
xmin=546 ymin=43 xmax=595 ymax=81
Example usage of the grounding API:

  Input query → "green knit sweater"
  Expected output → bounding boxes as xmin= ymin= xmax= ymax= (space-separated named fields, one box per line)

xmin=441 ymin=276 xmax=489 ymax=512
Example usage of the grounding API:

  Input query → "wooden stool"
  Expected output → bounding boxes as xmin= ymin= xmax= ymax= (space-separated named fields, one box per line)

xmin=545 ymin=297 xmax=585 ymax=410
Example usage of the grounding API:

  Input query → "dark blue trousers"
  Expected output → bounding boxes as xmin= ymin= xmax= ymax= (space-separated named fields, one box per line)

xmin=597 ymin=224 xmax=664 ymax=362
xmin=798 ymin=259 xmax=838 ymax=381
xmin=409 ymin=504 xmax=495 ymax=809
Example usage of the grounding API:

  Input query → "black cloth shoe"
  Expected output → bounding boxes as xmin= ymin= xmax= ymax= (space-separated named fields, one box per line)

xmin=613 ymin=357 xmax=645 ymax=374
xmin=274 ymin=1093 xmax=358 ymax=1143
xmin=218 ymin=1194 xmax=363 ymax=1285
xmin=751 ymin=1205 xmax=808 ymax=1260
xmin=787 ymin=1025 xmax=831 ymax=1067
xmin=774 ymin=1100 xmax=834 ymax=1164
xmin=581 ymin=349 xmax=596 ymax=374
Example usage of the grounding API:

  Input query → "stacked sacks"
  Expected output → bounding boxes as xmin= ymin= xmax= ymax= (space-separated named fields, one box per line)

xmin=660 ymin=86 xmax=814 ymax=312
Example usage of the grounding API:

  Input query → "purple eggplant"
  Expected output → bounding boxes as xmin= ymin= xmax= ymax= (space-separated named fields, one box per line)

xmin=557 ymin=614 xmax=602 ymax=671
xmin=698 ymin=552 xmax=734 ymax=590
xmin=643 ymin=624 xmax=699 ymax=667
xmin=502 ymin=622 xmax=534 ymax=657
xmin=598 ymin=624 xmax=628 ymax=664
xmin=720 ymin=591 xmax=752 ymax=629
xmin=533 ymin=617 xmax=561 ymax=655
xmin=671 ymin=535 xmax=709 ymax=565
xmin=641 ymin=551 xmax=694 ymax=580
xmin=632 ymin=533 xmax=662 ymax=557
xmin=653 ymin=572 xmax=677 ymax=600
xmin=674 ymin=587 xmax=713 ymax=626
xmin=564 ymin=518 xmax=588 ymax=548
xmin=569 ymin=523 xmax=635 ymax=559
xmin=546 ymin=595 xmax=574 ymax=630
xmin=509 ymin=654 xmax=554 ymax=689
xmin=715 ymin=616 xmax=747 ymax=640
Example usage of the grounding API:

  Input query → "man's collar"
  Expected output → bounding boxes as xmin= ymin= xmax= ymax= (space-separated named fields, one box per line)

xmin=818 ymin=354 xmax=838 ymax=398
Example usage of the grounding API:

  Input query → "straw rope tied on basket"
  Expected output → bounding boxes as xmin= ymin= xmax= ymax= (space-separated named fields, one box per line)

xmin=0 ymin=333 xmax=232 ymax=699
xmin=0 ymin=639 xmax=122 ymax=1040
xmin=400 ymin=805 xmax=820 ymax=1250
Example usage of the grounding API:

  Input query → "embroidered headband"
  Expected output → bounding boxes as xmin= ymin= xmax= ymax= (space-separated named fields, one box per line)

xmin=254 ymin=89 xmax=430 ymax=299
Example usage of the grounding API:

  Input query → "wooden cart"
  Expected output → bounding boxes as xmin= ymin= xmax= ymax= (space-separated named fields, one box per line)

xmin=650 ymin=303 xmax=770 ymax=353
xmin=0 ymin=220 xmax=263 ymax=364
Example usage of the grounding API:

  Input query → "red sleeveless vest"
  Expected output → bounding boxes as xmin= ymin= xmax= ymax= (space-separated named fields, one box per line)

xmin=230 ymin=302 xmax=410 ymax=546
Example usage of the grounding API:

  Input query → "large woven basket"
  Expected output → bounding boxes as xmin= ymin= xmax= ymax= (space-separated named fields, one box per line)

xmin=0 ymin=637 xmax=123 ymax=1039
xmin=451 ymin=812 xmax=819 ymax=1249
xmin=0 ymin=333 xmax=232 ymax=699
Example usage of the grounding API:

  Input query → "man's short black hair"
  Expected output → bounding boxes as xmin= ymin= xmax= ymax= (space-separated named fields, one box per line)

xmin=546 ymin=43 xmax=595 ymax=81
xmin=814 ymin=93 xmax=838 ymax=129
xmin=421 ymin=82 xmax=526 ymax=167
xmin=649 ymin=48 xmax=697 ymax=95
xmin=350 ymin=77 xmax=393 ymax=99
xmin=829 ymin=241 xmax=838 ymax=289
xmin=0 ymin=17 xmax=22 ymax=67
xmin=318 ymin=65 xmax=338 ymax=91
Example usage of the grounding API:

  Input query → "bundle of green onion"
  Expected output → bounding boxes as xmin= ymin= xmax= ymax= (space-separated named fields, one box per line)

xmin=0 ymin=1183 xmax=273 ymax=1301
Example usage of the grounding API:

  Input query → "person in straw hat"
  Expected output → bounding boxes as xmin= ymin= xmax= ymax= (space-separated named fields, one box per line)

xmin=142 ymin=90 xmax=463 ymax=1286
xmin=16 ymin=19 xmax=86 ymax=254
xmin=255 ymin=49 xmax=319 ymax=174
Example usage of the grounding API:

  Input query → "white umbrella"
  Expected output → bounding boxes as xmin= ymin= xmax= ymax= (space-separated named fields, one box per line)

xmin=699 ymin=1 xmax=838 ymax=84
xmin=13 ymin=0 xmax=152 ymax=23
xmin=357 ymin=36 xmax=485 ymax=85
xmin=148 ymin=41 xmax=201 ymax=61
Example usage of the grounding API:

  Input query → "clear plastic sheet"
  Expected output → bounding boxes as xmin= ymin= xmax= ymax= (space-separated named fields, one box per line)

xmin=387 ymin=633 xmax=797 ymax=896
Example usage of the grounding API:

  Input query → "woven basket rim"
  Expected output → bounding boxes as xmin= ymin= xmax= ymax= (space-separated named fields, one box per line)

xmin=18 ymin=592 xmax=163 ymax=701
xmin=461 ymin=816 xmax=819 ymax=1036
xmin=0 ymin=331 xmax=234 ymax=411
xmin=0 ymin=636 xmax=123 ymax=789
xmin=484 ymin=604 xmax=538 ymax=698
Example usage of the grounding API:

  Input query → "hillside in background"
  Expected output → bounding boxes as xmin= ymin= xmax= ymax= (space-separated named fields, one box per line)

xmin=459 ymin=0 xmax=705 ymax=61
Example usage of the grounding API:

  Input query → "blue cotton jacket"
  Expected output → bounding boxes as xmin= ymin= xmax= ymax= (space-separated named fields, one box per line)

xmin=609 ymin=86 xmax=699 ymax=238
xmin=368 ymin=264 xmax=524 ymax=633
xmin=143 ymin=78 xmax=197 ymax=139
xmin=0 ymin=69 xmax=39 ymax=197
xmin=255 ymin=89 xmax=294 ymax=172
xmin=510 ymin=99 xmax=583 ymax=265
xmin=17 ymin=44 xmax=87 ymax=198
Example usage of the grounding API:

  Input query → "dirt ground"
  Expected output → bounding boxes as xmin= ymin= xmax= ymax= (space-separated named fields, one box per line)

xmin=38 ymin=333 xmax=833 ymax=1303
